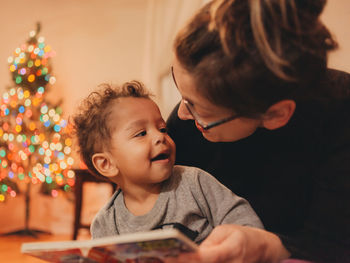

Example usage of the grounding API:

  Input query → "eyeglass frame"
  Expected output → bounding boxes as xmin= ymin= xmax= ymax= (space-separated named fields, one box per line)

xmin=182 ymin=99 xmax=241 ymax=130
xmin=171 ymin=66 xmax=241 ymax=131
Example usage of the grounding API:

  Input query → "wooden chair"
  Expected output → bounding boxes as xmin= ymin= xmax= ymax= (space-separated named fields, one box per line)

xmin=72 ymin=169 xmax=116 ymax=240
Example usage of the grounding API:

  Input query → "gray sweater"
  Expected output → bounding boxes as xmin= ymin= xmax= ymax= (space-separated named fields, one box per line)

xmin=91 ymin=165 xmax=263 ymax=243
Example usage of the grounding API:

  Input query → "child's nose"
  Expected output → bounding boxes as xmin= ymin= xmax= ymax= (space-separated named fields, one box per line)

xmin=153 ymin=131 xmax=166 ymax=145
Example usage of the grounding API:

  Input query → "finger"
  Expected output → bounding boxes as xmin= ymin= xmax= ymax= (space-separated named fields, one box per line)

xmin=200 ymin=225 xmax=235 ymax=248
xmin=198 ymin=230 xmax=244 ymax=263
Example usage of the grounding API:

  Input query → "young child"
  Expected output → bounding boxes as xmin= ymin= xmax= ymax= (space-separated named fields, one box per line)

xmin=72 ymin=80 xmax=263 ymax=243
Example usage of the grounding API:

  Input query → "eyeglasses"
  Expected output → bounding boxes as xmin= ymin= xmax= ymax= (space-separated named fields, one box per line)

xmin=171 ymin=66 xmax=240 ymax=131
xmin=182 ymin=99 xmax=240 ymax=131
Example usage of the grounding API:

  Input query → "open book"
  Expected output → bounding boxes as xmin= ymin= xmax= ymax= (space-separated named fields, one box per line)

xmin=21 ymin=228 xmax=198 ymax=263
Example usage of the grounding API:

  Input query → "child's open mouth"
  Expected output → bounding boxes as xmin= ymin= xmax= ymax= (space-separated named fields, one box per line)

xmin=151 ymin=152 xmax=170 ymax=162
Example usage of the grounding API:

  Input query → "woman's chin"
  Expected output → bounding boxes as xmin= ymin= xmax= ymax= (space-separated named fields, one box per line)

xmin=202 ymin=131 xmax=242 ymax=143
xmin=202 ymin=132 xmax=221 ymax=142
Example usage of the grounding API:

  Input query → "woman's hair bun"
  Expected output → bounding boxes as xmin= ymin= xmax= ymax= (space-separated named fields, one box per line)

xmin=294 ymin=0 xmax=327 ymax=18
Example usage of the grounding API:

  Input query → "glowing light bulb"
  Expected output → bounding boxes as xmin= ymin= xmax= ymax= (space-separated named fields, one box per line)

xmin=67 ymin=157 xmax=74 ymax=166
xmin=44 ymin=156 xmax=51 ymax=164
xmin=53 ymin=115 xmax=60 ymax=122
xmin=16 ymin=135 xmax=23 ymax=142
xmin=42 ymin=141 xmax=49 ymax=149
xmin=44 ymin=45 xmax=51 ymax=52
xmin=63 ymin=146 xmax=71 ymax=155
xmin=48 ymin=109 xmax=55 ymax=117
xmin=9 ymin=88 xmax=16 ymax=95
xmin=49 ymin=76 xmax=56 ymax=84
xmin=28 ymin=74 xmax=35 ymax=82
xmin=15 ymin=125 xmax=22 ymax=133
xmin=16 ymin=116 xmax=23 ymax=124
xmin=46 ymin=176 xmax=52 ymax=184
xmin=34 ymin=59 xmax=41 ymax=67
xmin=37 ymin=87 xmax=45 ymax=93
xmin=49 ymin=143 xmax=55 ymax=151
xmin=41 ymin=105 xmax=48 ymax=114
xmin=9 ymin=65 xmax=16 ymax=72
xmin=56 ymin=143 xmax=63 ymax=151
xmin=2 ymin=133 xmax=9 ymax=141
xmin=65 ymin=138 xmax=72 ymax=146
xmin=45 ymin=149 xmax=52 ymax=156
xmin=60 ymin=162 xmax=67 ymax=169
xmin=51 ymin=189 xmax=58 ymax=198
xmin=52 ymin=163 xmax=59 ymax=171
xmin=67 ymin=170 xmax=75 ymax=178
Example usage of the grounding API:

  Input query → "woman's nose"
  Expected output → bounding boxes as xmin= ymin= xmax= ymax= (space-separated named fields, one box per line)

xmin=178 ymin=100 xmax=194 ymax=120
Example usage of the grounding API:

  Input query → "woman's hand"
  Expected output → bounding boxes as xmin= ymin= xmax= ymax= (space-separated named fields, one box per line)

xmin=165 ymin=224 xmax=290 ymax=263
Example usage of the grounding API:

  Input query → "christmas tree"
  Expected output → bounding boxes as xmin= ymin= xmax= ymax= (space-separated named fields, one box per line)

xmin=0 ymin=23 xmax=75 ymax=234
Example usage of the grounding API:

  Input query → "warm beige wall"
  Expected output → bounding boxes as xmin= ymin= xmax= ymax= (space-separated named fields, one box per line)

xmin=322 ymin=0 xmax=350 ymax=72
xmin=0 ymin=0 xmax=149 ymax=118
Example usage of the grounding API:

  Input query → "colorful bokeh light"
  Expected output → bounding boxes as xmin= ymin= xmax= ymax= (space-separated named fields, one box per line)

xmin=0 ymin=24 xmax=75 ymax=201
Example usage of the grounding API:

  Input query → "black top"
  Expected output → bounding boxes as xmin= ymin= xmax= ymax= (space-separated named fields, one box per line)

xmin=166 ymin=69 xmax=350 ymax=263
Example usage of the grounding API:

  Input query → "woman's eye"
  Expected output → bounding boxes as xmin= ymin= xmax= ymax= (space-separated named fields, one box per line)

xmin=135 ymin=131 xmax=146 ymax=137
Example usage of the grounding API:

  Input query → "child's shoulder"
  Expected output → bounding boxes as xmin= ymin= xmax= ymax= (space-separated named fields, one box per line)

xmin=173 ymin=164 xmax=208 ymax=174
xmin=173 ymin=164 xmax=204 ymax=178
xmin=90 ymin=189 xmax=122 ymax=238
xmin=168 ymin=165 xmax=232 ymax=202
xmin=172 ymin=165 xmax=217 ymax=185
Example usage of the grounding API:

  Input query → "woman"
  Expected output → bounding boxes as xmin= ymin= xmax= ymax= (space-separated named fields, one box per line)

xmin=166 ymin=0 xmax=350 ymax=262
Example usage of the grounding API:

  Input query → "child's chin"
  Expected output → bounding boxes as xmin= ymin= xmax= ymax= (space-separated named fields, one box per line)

xmin=159 ymin=169 xmax=173 ymax=182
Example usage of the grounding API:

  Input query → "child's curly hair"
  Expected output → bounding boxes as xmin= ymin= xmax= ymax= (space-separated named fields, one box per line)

xmin=72 ymin=80 xmax=152 ymax=178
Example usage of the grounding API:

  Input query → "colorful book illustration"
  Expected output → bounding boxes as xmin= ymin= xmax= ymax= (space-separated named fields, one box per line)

xmin=21 ymin=228 xmax=198 ymax=263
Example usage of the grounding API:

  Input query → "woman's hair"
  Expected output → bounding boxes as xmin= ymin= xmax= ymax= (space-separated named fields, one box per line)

xmin=174 ymin=0 xmax=337 ymax=117
xmin=72 ymin=81 xmax=151 ymax=178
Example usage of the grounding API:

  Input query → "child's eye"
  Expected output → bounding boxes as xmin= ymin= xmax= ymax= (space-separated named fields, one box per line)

xmin=160 ymin=127 xmax=167 ymax=133
xmin=135 ymin=131 xmax=147 ymax=137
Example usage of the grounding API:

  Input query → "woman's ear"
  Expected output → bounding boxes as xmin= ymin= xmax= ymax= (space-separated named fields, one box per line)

xmin=261 ymin=100 xmax=296 ymax=130
xmin=92 ymin=153 xmax=119 ymax=178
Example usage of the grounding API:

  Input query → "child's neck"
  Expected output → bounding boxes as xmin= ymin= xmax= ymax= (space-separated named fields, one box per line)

xmin=122 ymin=183 xmax=162 ymax=216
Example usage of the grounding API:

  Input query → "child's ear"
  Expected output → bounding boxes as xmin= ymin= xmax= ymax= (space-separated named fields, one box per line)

xmin=92 ymin=153 xmax=119 ymax=178
xmin=261 ymin=100 xmax=296 ymax=130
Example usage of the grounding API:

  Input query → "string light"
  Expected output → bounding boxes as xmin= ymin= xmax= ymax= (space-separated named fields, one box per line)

xmin=0 ymin=24 xmax=76 ymax=201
